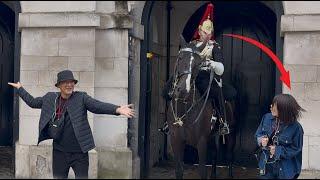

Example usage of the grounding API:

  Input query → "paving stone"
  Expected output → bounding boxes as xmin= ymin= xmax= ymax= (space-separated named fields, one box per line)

xmin=0 ymin=147 xmax=14 ymax=179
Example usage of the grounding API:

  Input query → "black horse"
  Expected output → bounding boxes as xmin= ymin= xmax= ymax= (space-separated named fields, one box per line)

xmin=162 ymin=36 xmax=236 ymax=179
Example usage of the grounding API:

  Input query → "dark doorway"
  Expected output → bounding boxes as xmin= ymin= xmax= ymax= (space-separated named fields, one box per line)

xmin=0 ymin=1 xmax=19 ymax=178
xmin=0 ymin=2 xmax=15 ymax=146
xmin=182 ymin=1 xmax=278 ymax=167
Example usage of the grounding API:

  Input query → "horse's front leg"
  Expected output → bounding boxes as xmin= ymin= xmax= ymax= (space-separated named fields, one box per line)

xmin=197 ymin=136 xmax=208 ymax=179
xmin=225 ymin=101 xmax=236 ymax=179
xmin=225 ymin=132 xmax=236 ymax=179
xmin=209 ymin=135 xmax=218 ymax=179
xmin=170 ymin=132 xmax=185 ymax=179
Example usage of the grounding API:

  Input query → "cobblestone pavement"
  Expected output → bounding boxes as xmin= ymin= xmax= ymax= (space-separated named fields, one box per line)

xmin=0 ymin=146 xmax=14 ymax=179
xmin=299 ymin=170 xmax=320 ymax=179
xmin=0 ymin=147 xmax=319 ymax=179
xmin=148 ymin=160 xmax=320 ymax=179
xmin=148 ymin=160 xmax=259 ymax=179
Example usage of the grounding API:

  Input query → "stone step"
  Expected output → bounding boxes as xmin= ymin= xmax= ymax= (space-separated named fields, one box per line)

xmin=15 ymin=143 xmax=98 ymax=179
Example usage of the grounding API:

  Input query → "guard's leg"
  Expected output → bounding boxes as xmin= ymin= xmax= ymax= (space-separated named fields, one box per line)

xmin=209 ymin=134 xmax=218 ymax=179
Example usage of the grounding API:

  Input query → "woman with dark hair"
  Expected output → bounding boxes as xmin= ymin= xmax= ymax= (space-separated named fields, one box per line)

xmin=255 ymin=94 xmax=305 ymax=179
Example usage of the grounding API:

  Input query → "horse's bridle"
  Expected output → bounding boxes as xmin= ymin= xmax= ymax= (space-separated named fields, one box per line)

xmin=169 ymin=47 xmax=214 ymax=126
xmin=169 ymin=47 xmax=201 ymax=97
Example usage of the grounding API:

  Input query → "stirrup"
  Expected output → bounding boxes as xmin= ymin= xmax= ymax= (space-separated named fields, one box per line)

xmin=219 ymin=121 xmax=230 ymax=136
xmin=158 ymin=122 xmax=169 ymax=134
xmin=210 ymin=110 xmax=217 ymax=130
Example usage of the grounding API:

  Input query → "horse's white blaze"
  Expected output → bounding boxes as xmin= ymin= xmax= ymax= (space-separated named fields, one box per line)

xmin=186 ymin=56 xmax=194 ymax=93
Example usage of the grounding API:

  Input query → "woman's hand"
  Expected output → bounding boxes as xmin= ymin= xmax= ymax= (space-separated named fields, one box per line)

xmin=261 ymin=136 xmax=269 ymax=147
xmin=116 ymin=104 xmax=135 ymax=118
xmin=8 ymin=82 xmax=22 ymax=89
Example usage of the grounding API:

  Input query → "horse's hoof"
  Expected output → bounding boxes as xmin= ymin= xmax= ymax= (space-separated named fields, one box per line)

xmin=229 ymin=170 xmax=233 ymax=178
xmin=210 ymin=173 xmax=217 ymax=179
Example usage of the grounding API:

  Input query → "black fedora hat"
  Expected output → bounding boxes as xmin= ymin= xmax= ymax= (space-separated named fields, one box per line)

xmin=55 ymin=70 xmax=78 ymax=87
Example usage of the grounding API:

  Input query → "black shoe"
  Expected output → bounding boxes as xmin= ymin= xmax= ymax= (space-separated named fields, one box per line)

xmin=158 ymin=122 xmax=169 ymax=134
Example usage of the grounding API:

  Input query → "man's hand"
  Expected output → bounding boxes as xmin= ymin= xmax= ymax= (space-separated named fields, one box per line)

xmin=116 ymin=104 xmax=135 ymax=118
xmin=8 ymin=82 xmax=22 ymax=89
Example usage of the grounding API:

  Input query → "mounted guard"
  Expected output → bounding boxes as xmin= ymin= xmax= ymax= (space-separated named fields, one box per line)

xmin=161 ymin=3 xmax=237 ymax=142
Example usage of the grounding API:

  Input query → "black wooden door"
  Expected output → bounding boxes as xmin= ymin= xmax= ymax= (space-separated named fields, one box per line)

xmin=0 ymin=18 xmax=14 ymax=146
xmin=214 ymin=4 xmax=276 ymax=166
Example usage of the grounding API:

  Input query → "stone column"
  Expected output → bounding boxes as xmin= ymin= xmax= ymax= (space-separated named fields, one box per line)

xmin=128 ymin=1 xmax=145 ymax=178
xmin=17 ymin=1 xmax=98 ymax=178
xmin=93 ymin=1 xmax=133 ymax=179
xmin=281 ymin=1 xmax=320 ymax=171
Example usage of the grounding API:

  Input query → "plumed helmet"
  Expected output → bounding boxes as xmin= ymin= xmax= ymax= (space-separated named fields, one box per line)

xmin=192 ymin=3 xmax=215 ymax=40
xmin=200 ymin=17 xmax=214 ymax=34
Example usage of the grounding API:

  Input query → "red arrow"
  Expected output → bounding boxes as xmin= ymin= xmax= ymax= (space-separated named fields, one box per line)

xmin=223 ymin=34 xmax=291 ymax=89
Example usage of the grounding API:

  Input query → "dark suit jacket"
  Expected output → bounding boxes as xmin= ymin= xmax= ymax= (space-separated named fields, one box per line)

xmin=17 ymin=87 xmax=120 ymax=153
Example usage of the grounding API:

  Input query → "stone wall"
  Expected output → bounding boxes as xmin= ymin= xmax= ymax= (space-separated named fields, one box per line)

xmin=282 ymin=2 xmax=320 ymax=170
xmin=128 ymin=1 xmax=144 ymax=178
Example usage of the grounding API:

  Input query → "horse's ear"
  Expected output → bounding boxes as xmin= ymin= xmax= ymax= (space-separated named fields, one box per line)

xmin=179 ymin=35 xmax=187 ymax=47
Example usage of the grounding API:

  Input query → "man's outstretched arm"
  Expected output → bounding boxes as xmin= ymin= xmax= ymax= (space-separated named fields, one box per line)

xmin=8 ymin=82 xmax=43 ymax=109
xmin=83 ymin=92 xmax=135 ymax=118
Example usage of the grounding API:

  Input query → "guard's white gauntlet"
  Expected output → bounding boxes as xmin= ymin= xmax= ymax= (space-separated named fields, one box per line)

xmin=209 ymin=60 xmax=224 ymax=76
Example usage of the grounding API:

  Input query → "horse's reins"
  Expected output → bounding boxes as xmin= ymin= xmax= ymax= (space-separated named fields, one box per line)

xmin=192 ymin=66 xmax=214 ymax=125
xmin=170 ymin=47 xmax=214 ymax=126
